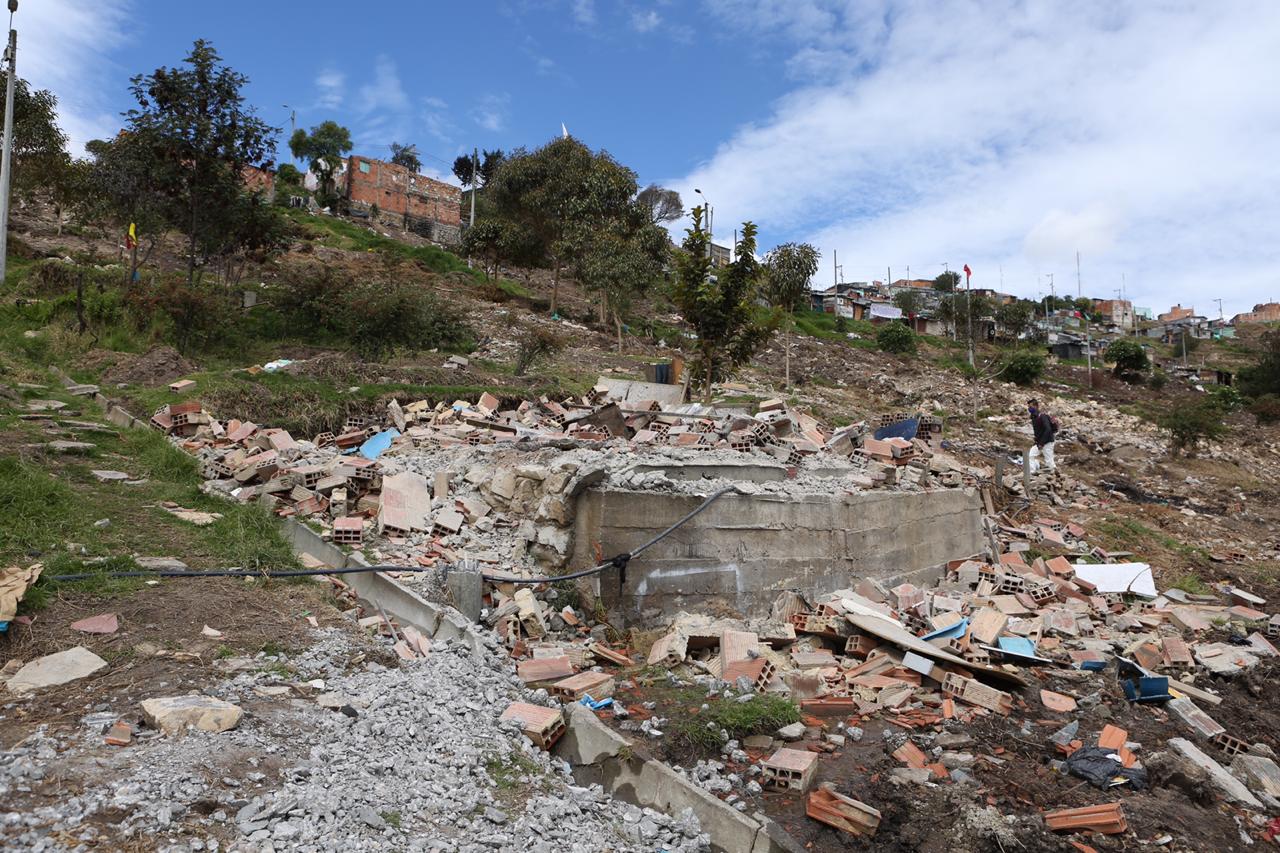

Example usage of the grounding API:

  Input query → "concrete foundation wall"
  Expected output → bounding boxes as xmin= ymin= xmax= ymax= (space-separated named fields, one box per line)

xmin=572 ymin=487 xmax=983 ymax=621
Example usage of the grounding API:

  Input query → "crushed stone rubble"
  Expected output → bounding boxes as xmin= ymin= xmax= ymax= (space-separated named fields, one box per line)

xmin=0 ymin=628 xmax=710 ymax=852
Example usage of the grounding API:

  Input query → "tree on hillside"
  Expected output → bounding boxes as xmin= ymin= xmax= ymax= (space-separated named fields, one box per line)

xmin=571 ymin=204 xmax=669 ymax=351
xmin=289 ymin=120 xmax=351 ymax=202
xmin=0 ymin=72 xmax=70 ymax=201
xmin=764 ymin=242 xmax=820 ymax=388
xmin=995 ymin=300 xmax=1035 ymax=341
xmin=479 ymin=149 xmax=506 ymax=185
xmin=893 ymin=289 xmax=924 ymax=318
xmin=389 ymin=142 xmax=421 ymax=173
xmin=636 ymin=184 xmax=683 ymax=225
xmin=84 ymin=132 xmax=170 ymax=282
xmin=124 ymin=40 xmax=280 ymax=284
xmin=671 ymin=207 xmax=775 ymax=402
xmin=452 ymin=148 xmax=506 ymax=188
xmin=1106 ymin=338 xmax=1149 ymax=378
xmin=452 ymin=154 xmax=474 ymax=187
xmin=1240 ymin=329 xmax=1280 ymax=398
xmin=937 ymin=292 xmax=993 ymax=342
xmin=485 ymin=137 xmax=635 ymax=317
xmin=933 ymin=270 xmax=960 ymax=291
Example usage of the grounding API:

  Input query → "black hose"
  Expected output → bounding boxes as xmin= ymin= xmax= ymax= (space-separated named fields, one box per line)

xmin=40 ymin=564 xmax=439 ymax=582
xmin=480 ymin=484 xmax=740 ymax=585
xmin=41 ymin=485 xmax=742 ymax=587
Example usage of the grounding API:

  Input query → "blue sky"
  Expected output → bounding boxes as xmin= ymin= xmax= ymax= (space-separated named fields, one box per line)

xmin=21 ymin=1 xmax=1280 ymax=317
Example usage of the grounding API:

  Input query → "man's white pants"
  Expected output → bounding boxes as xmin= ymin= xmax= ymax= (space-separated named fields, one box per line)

xmin=1029 ymin=441 xmax=1056 ymax=473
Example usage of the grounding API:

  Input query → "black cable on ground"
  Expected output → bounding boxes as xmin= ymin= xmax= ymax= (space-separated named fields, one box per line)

xmin=40 ymin=565 xmax=439 ymax=582
xmin=479 ymin=484 xmax=741 ymax=585
xmin=41 ymin=486 xmax=741 ymax=587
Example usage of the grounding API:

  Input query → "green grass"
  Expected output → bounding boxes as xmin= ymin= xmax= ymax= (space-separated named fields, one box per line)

xmin=0 ymin=383 xmax=301 ymax=611
xmin=1171 ymin=573 xmax=1213 ymax=595
xmin=380 ymin=811 xmax=402 ymax=830
xmin=18 ymin=553 xmax=148 ymax=611
xmin=670 ymin=694 xmax=800 ymax=753
xmin=285 ymin=208 xmax=480 ymax=279
xmin=792 ymin=310 xmax=876 ymax=345
xmin=484 ymin=751 xmax=544 ymax=789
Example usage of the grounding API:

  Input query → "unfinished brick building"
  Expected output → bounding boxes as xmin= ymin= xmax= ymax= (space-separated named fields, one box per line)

xmin=340 ymin=156 xmax=462 ymax=245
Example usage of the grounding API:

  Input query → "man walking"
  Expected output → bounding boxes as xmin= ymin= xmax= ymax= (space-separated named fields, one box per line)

xmin=1028 ymin=398 xmax=1058 ymax=474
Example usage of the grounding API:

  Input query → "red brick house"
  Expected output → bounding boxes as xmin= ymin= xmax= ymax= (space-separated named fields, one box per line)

xmin=339 ymin=156 xmax=462 ymax=244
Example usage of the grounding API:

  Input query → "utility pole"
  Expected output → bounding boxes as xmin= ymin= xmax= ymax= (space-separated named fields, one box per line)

xmin=1214 ymin=298 xmax=1224 ymax=321
xmin=468 ymin=147 xmax=477 ymax=228
xmin=1076 ymin=251 xmax=1082 ymax=298
xmin=0 ymin=1 xmax=18 ymax=287
xmin=965 ymin=264 xmax=974 ymax=368
xmin=833 ymin=250 xmax=838 ymax=288
xmin=283 ymin=104 xmax=296 ymax=165
xmin=1085 ymin=315 xmax=1093 ymax=388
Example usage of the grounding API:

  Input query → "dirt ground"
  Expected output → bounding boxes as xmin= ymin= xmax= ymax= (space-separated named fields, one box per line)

xmin=0 ymin=576 xmax=360 ymax=748
xmin=604 ymin=652 xmax=1275 ymax=852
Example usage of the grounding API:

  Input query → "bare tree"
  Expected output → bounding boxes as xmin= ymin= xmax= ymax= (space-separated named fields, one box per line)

xmin=636 ymin=184 xmax=683 ymax=224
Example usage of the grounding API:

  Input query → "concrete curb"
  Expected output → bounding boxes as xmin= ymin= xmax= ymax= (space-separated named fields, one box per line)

xmin=555 ymin=704 xmax=804 ymax=853
xmin=280 ymin=518 xmax=490 ymax=661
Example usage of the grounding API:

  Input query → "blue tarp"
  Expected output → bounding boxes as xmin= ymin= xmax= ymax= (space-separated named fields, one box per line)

xmin=874 ymin=416 xmax=919 ymax=442
xmin=998 ymin=637 xmax=1037 ymax=657
xmin=921 ymin=617 xmax=968 ymax=642
xmin=358 ymin=428 xmax=401 ymax=460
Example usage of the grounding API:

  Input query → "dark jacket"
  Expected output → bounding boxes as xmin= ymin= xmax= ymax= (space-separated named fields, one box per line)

xmin=1031 ymin=411 xmax=1057 ymax=446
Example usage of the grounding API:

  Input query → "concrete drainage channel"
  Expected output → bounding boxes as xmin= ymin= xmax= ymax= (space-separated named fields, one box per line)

xmin=283 ymin=518 xmax=803 ymax=853
xmin=61 ymin=375 xmax=803 ymax=853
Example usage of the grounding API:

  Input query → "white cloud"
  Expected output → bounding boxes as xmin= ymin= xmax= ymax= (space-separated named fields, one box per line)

xmin=314 ymin=68 xmax=344 ymax=110
xmin=470 ymin=93 xmax=511 ymax=133
xmin=357 ymin=55 xmax=408 ymax=114
xmin=18 ymin=0 xmax=130 ymax=153
xmin=678 ymin=1 xmax=1280 ymax=316
xmin=571 ymin=0 xmax=596 ymax=26
xmin=631 ymin=10 xmax=661 ymax=33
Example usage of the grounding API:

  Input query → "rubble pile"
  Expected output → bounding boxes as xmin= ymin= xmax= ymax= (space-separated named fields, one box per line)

xmin=0 ymin=629 xmax=711 ymax=852
xmin=147 ymin=382 xmax=988 ymax=575
xmin=571 ymin=510 xmax=1280 ymax=841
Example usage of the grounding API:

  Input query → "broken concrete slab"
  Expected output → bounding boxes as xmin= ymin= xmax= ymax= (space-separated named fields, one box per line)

xmin=47 ymin=440 xmax=96 ymax=453
xmin=1168 ymin=738 xmax=1263 ymax=809
xmin=141 ymin=695 xmax=243 ymax=734
xmin=90 ymin=470 xmax=131 ymax=483
xmin=6 ymin=646 xmax=108 ymax=693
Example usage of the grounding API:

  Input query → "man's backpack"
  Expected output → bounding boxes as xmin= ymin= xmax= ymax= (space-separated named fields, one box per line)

xmin=1048 ymin=414 xmax=1060 ymax=434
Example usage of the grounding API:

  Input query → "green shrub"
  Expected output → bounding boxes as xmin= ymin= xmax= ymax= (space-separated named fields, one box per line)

xmin=1150 ymin=370 xmax=1168 ymax=390
xmin=834 ymin=315 xmax=848 ymax=334
xmin=1002 ymin=351 xmax=1044 ymax=386
xmin=1105 ymin=338 xmax=1150 ymax=378
xmin=877 ymin=322 xmax=916 ymax=354
xmin=1208 ymin=384 xmax=1244 ymax=413
xmin=1250 ymin=393 xmax=1280 ymax=425
xmin=513 ymin=324 xmax=565 ymax=376
xmin=1158 ymin=399 xmax=1226 ymax=456
xmin=344 ymin=280 xmax=473 ymax=360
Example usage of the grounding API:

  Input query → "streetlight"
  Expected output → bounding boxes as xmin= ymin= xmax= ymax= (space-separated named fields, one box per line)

xmin=693 ymin=188 xmax=713 ymax=259
xmin=0 ymin=0 xmax=19 ymax=286
xmin=282 ymin=104 xmax=297 ymax=165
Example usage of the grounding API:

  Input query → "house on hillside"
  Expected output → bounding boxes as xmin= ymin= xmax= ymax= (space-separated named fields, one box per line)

xmin=337 ymin=156 xmax=462 ymax=244
xmin=1233 ymin=302 xmax=1280 ymax=325
xmin=1158 ymin=304 xmax=1196 ymax=323
xmin=241 ymin=165 xmax=276 ymax=202
xmin=1093 ymin=298 xmax=1135 ymax=328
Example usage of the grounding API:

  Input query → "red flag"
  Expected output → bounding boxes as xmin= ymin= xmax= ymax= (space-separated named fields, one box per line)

xmin=963 ymin=264 xmax=972 ymax=280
